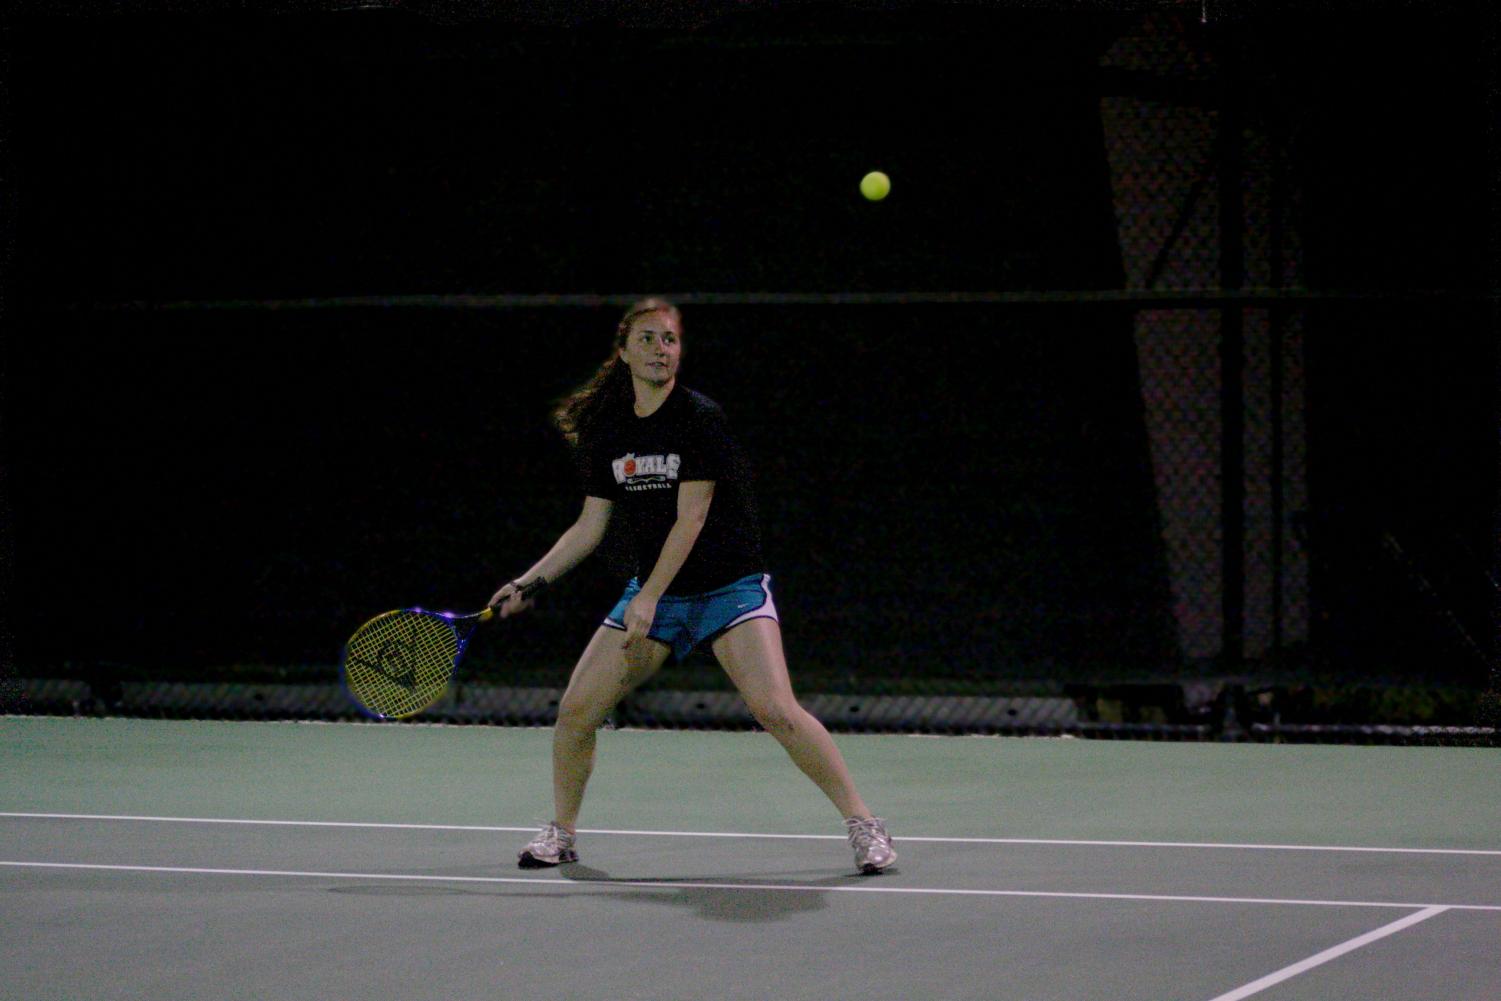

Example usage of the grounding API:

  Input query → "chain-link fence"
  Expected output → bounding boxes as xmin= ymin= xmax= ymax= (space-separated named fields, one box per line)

xmin=3 ymin=8 xmax=1493 ymax=743
xmin=4 ymin=297 xmax=1492 ymax=744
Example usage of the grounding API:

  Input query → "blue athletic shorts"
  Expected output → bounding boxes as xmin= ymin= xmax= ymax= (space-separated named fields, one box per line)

xmin=603 ymin=573 xmax=779 ymax=661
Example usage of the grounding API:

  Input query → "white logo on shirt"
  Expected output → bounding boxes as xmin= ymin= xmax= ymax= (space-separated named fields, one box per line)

xmin=612 ymin=453 xmax=681 ymax=491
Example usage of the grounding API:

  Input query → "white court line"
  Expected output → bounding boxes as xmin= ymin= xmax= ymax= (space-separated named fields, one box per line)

xmin=1204 ymin=906 xmax=1450 ymax=1001
xmin=3 ymin=860 xmax=1501 ymax=913
xmin=3 ymin=812 xmax=1500 ymax=857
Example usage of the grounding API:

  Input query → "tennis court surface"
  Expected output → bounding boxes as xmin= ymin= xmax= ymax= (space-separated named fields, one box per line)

xmin=4 ymin=716 xmax=1498 ymax=1000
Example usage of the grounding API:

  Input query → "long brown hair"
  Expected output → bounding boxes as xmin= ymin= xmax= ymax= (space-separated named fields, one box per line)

xmin=552 ymin=297 xmax=683 ymax=448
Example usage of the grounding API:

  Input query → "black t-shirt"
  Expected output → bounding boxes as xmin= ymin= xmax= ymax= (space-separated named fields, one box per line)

xmin=580 ymin=386 xmax=765 ymax=595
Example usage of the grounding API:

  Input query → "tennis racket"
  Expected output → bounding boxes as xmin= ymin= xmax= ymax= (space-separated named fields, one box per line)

xmin=340 ymin=579 xmax=545 ymax=719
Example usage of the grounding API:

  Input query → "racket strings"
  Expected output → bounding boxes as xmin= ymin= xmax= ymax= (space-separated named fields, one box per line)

xmin=343 ymin=611 xmax=460 ymax=718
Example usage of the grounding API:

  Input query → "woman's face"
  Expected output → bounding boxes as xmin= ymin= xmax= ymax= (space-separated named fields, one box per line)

xmin=618 ymin=310 xmax=682 ymax=387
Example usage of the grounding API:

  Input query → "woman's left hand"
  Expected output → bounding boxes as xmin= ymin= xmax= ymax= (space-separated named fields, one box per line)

xmin=620 ymin=592 xmax=659 ymax=651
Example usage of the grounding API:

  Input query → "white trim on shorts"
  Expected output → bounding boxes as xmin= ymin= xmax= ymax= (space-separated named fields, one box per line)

xmin=601 ymin=573 xmax=779 ymax=634
xmin=717 ymin=573 xmax=779 ymax=633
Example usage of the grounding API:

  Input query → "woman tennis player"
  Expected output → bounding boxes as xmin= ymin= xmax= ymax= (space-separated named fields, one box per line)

xmin=488 ymin=298 xmax=896 ymax=875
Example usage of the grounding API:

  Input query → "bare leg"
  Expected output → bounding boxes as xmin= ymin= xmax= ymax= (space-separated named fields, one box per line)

xmin=711 ymin=618 xmax=872 ymax=820
xmin=552 ymin=627 xmax=671 ymax=830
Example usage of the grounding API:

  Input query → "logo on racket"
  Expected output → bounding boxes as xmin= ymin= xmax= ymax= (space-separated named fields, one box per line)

xmin=347 ymin=629 xmax=420 ymax=691
xmin=372 ymin=637 xmax=417 ymax=689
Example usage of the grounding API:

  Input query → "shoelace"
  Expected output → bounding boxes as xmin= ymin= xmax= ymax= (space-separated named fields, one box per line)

xmin=532 ymin=822 xmax=571 ymax=850
xmin=846 ymin=818 xmax=887 ymax=849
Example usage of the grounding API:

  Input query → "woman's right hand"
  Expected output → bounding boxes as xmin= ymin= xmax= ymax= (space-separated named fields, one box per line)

xmin=487 ymin=581 xmax=532 ymax=619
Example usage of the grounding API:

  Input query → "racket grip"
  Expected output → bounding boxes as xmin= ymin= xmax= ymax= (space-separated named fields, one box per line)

xmin=487 ymin=576 xmax=548 ymax=616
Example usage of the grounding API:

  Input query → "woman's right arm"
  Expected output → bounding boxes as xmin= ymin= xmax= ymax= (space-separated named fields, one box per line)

xmin=488 ymin=496 xmax=613 ymax=615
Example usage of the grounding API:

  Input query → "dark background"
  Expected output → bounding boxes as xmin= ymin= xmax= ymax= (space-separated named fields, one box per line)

xmin=1 ymin=2 xmax=1495 ymax=711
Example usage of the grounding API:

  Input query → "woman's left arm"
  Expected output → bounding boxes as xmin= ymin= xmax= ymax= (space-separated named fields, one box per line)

xmin=619 ymin=480 xmax=715 ymax=646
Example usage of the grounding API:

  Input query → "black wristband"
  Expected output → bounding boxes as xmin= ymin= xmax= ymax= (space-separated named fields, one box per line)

xmin=512 ymin=577 xmax=549 ymax=600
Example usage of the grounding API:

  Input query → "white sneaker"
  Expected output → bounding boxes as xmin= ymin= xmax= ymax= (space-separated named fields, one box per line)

xmin=518 ymin=821 xmax=578 ymax=868
xmin=845 ymin=816 xmax=897 ymax=874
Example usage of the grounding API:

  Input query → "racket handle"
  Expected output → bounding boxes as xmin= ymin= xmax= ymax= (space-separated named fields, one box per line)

xmin=478 ymin=607 xmax=495 ymax=624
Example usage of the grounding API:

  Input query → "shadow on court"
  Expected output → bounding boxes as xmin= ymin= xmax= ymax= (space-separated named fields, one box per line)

xmin=325 ymin=863 xmax=858 ymax=923
xmin=564 ymin=863 xmax=844 ymax=923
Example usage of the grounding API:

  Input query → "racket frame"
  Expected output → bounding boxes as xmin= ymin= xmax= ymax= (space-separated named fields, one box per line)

xmin=339 ymin=578 xmax=545 ymax=720
xmin=339 ymin=606 xmax=494 ymax=720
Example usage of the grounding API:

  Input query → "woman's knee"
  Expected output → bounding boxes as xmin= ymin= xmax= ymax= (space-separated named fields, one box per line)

xmin=555 ymin=690 xmax=613 ymax=735
xmin=747 ymin=696 xmax=803 ymax=737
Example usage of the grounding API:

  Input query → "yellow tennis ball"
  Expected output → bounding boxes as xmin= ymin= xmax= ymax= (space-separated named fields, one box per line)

xmin=860 ymin=170 xmax=890 ymax=201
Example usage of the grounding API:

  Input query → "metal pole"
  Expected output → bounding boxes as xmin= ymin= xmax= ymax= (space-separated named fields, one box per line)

xmin=1216 ymin=24 xmax=1245 ymax=675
